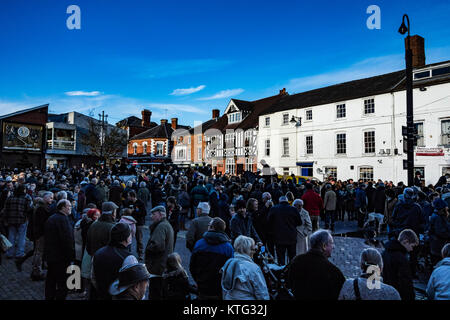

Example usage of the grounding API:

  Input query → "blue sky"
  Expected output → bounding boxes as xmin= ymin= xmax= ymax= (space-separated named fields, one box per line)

xmin=0 ymin=0 xmax=449 ymax=126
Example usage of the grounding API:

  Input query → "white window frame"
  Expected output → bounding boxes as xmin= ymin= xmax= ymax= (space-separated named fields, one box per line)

xmin=197 ymin=147 xmax=202 ymax=161
xmin=197 ymin=135 xmax=202 ymax=144
xmin=187 ymin=136 xmax=191 ymax=145
xmin=245 ymin=157 xmax=254 ymax=171
xmin=265 ymin=139 xmax=270 ymax=156
xmin=306 ymin=135 xmax=313 ymax=155
xmin=359 ymin=166 xmax=374 ymax=182
xmin=414 ymin=122 xmax=425 ymax=147
xmin=133 ymin=143 xmax=138 ymax=155
xmin=282 ymin=137 xmax=289 ymax=156
xmin=363 ymin=98 xmax=375 ymax=116
xmin=226 ymin=157 xmax=235 ymax=174
xmin=325 ymin=167 xmax=337 ymax=179
xmin=265 ymin=117 xmax=270 ymax=127
xmin=187 ymin=147 xmax=191 ymax=160
xmin=336 ymin=104 xmax=346 ymax=119
xmin=336 ymin=133 xmax=346 ymax=155
xmin=142 ymin=142 xmax=148 ymax=155
xmin=282 ymin=113 xmax=289 ymax=125
xmin=440 ymin=119 xmax=450 ymax=147
xmin=305 ymin=109 xmax=313 ymax=121
xmin=363 ymin=130 xmax=376 ymax=154
xmin=156 ymin=142 xmax=164 ymax=156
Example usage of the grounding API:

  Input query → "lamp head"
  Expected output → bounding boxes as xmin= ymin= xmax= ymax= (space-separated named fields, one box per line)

xmin=398 ymin=22 xmax=408 ymax=35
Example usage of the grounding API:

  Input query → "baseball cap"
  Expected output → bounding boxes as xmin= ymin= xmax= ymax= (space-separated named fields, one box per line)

xmin=197 ymin=202 xmax=210 ymax=214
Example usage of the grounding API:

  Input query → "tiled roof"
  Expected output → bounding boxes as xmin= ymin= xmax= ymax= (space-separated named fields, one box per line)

xmin=130 ymin=123 xmax=191 ymax=140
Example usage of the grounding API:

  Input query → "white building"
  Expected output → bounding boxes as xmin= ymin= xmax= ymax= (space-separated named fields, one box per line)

xmin=257 ymin=58 xmax=450 ymax=185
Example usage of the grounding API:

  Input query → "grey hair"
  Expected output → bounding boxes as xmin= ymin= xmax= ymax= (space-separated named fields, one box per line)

xmin=309 ymin=229 xmax=332 ymax=250
xmin=233 ymin=235 xmax=255 ymax=256
xmin=293 ymin=199 xmax=303 ymax=207
xmin=42 ymin=191 xmax=54 ymax=200
xmin=56 ymin=191 xmax=67 ymax=201
xmin=139 ymin=182 xmax=146 ymax=188
xmin=126 ymin=181 xmax=133 ymax=187
xmin=442 ymin=243 xmax=450 ymax=258
xmin=360 ymin=248 xmax=383 ymax=272
xmin=262 ymin=192 xmax=271 ymax=200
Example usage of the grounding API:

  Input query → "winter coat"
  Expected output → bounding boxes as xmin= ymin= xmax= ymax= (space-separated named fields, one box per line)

xmin=191 ymin=185 xmax=209 ymax=206
xmin=85 ymin=183 xmax=100 ymax=206
xmin=372 ymin=186 xmax=386 ymax=214
xmin=43 ymin=211 xmax=75 ymax=264
xmin=86 ymin=216 xmax=115 ymax=256
xmin=209 ymin=190 xmax=220 ymax=218
xmin=384 ymin=198 xmax=397 ymax=225
xmin=338 ymin=274 xmax=401 ymax=300
xmin=230 ymin=212 xmax=261 ymax=244
xmin=137 ymin=187 xmax=151 ymax=204
xmin=92 ymin=243 xmax=132 ymax=300
xmin=428 ymin=212 xmax=450 ymax=256
xmin=426 ymin=257 xmax=450 ymax=300
xmin=145 ymin=218 xmax=174 ymax=275
xmin=2 ymin=195 xmax=32 ymax=225
xmin=288 ymin=249 xmax=345 ymax=300
xmin=442 ymin=192 xmax=450 ymax=209
xmin=190 ymin=231 xmax=234 ymax=297
xmin=252 ymin=203 xmax=271 ymax=245
xmin=381 ymin=239 xmax=415 ymax=300
xmin=324 ymin=190 xmax=337 ymax=211
xmin=391 ymin=200 xmax=425 ymax=236
xmin=162 ymin=269 xmax=198 ymax=300
xmin=301 ymin=190 xmax=324 ymax=217
xmin=33 ymin=200 xmax=51 ymax=240
xmin=177 ymin=191 xmax=190 ymax=209
xmin=417 ymin=200 xmax=433 ymax=230
xmin=122 ymin=199 xmax=146 ymax=226
xmin=354 ymin=188 xmax=367 ymax=209
xmin=296 ymin=208 xmax=313 ymax=256
xmin=109 ymin=185 xmax=123 ymax=207
xmin=267 ymin=202 xmax=302 ymax=245
xmin=221 ymin=253 xmax=270 ymax=300
xmin=186 ymin=214 xmax=212 ymax=251
xmin=96 ymin=185 xmax=109 ymax=204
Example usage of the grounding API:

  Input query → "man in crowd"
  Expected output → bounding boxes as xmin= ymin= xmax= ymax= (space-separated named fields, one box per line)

xmin=122 ymin=190 xmax=147 ymax=262
xmin=288 ymin=229 xmax=345 ymax=300
xmin=190 ymin=217 xmax=233 ymax=300
xmin=43 ymin=199 xmax=75 ymax=300
xmin=301 ymin=183 xmax=324 ymax=232
xmin=186 ymin=202 xmax=212 ymax=252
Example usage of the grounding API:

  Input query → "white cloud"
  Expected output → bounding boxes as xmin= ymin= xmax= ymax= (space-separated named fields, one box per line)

xmin=170 ymin=85 xmax=206 ymax=96
xmin=65 ymin=91 xmax=102 ymax=96
xmin=198 ymin=88 xmax=244 ymax=100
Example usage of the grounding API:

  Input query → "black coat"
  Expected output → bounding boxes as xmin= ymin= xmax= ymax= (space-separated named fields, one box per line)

xmin=252 ymin=204 xmax=272 ymax=245
xmin=372 ymin=186 xmax=386 ymax=214
xmin=109 ymin=185 xmax=123 ymax=207
xmin=381 ymin=239 xmax=415 ymax=300
xmin=391 ymin=200 xmax=425 ymax=236
xmin=33 ymin=203 xmax=51 ymax=239
xmin=122 ymin=199 xmax=146 ymax=226
xmin=229 ymin=212 xmax=261 ymax=243
xmin=267 ymin=202 xmax=302 ymax=245
xmin=43 ymin=212 xmax=75 ymax=264
xmin=92 ymin=243 xmax=132 ymax=300
xmin=288 ymin=249 xmax=345 ymax=300
xmin=209 ymin=191 xmax=220 ymax=218
xmin=85 ymin=183 xmax=101 ymax=206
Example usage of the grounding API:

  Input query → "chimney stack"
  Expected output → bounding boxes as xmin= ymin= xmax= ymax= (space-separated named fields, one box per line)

xmin=279 ymin=88 xmax=287 ymax=95
xmin=141 ymin=109 xmax=152 ymax=127
xmin=212 ymin=109 xmax=220 ymax=119
xmin=406 ymin=35 xmax=425 ymax=68
xmin=160 ymin=119 xmax=168 ymax=125
xmin=171 ymin=118 xmax=178 ymax=130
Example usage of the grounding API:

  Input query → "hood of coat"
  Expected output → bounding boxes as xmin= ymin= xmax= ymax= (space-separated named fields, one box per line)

xmin=221 ymin=253 xmax=252 ymax=291
xmin=436 ymin=257 xmax=450 ymax=268
xmin=203 ymin=231 xmax=231 ymax=245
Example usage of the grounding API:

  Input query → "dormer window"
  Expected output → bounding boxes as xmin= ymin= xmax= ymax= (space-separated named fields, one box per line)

xmin=228 ymin=112 xmax=242 ymax=124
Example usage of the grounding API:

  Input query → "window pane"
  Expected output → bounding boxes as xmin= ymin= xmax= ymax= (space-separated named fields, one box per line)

xmin=364 ymin=131 xmax=375 ymax=153
xmin=306 ymin=136 xmax=313 ymax=154
xmin=337 ymin=133 xmax=346 ymax=154
xmin=360 ymin=167 xmax=373 ymax=182
xmin=364 ymin=99 xmax=375 ymax=114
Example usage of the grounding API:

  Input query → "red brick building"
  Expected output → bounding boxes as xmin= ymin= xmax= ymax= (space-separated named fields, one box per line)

xmin=0 ymin=104 xmax=48 ymax=169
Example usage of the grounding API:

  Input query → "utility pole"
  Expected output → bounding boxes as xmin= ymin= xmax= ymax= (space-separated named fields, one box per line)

xmin=399 ymin=14 xmax=414 ymax=187
xmin=98 ymin=111 xmax=108 ymax=166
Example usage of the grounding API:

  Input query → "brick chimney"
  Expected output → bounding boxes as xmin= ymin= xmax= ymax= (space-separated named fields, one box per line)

xmin=141 ymin=109 xmax=152 ymax=127
xmin=212 ymin=109 xmax=220 ymax=119
xmin=279 ymin=88 xmax=288 ymax=96
xmin=406 ymin=35 xmax=425 ymax=68
xmin=171 ymin=118 xmax=178 ymax=130
xmin=160 ymin=119 xmax=168 ymax=125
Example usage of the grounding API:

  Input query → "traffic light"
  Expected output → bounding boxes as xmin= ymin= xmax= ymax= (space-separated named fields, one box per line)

xmin=402 ymin=126 xmax=408 ymax=153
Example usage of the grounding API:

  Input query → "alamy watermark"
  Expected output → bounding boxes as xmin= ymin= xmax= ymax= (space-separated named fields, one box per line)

xmin=66 ymin=265 xmax=81 ymax=290
xmin=366 ymin=5 xmax=381 ymax=30
xmin=66 ymin=5 xmax=81 ymax=30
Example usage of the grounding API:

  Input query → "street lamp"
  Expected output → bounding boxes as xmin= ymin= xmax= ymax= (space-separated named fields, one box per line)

xmin=398 ymin=14 xmax=414 ymax=187
xmin=290 ymin=115 xmax=302 ymax=178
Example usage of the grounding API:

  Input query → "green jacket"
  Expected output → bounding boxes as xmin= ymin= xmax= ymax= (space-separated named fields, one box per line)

xmin=145 ymin=218 xmax=174 ymax=275
xmin=86 ymin=217 xmax=115 ymax=256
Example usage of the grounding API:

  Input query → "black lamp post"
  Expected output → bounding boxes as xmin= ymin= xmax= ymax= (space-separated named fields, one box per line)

xmin=399 ymin=14 xmax=414 ymax=187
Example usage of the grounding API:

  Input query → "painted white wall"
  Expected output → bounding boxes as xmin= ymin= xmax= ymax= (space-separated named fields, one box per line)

xmin=258 ymin=82 xmax=450 ymax=185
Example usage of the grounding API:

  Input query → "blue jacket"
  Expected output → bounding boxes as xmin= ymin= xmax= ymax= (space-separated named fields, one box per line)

xmin=426 ymin=257 xmax=450 ymax=300
xmin=354 ymin=188 xmax=367 ymax=209
xmin=230 ymin=212 xmax=261 ymax=243
xmin=189 ymin=231 xmax=234 ymax=297
xmin=391 ymin=199 xmax=425 ymax=236
xmin=417 ymin=200 xmax=433 ymax=230
xmin=428 ymin=212 xmax=450 ymax=256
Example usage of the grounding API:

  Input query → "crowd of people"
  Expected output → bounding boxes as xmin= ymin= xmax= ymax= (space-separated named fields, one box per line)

xmin=0 ymin=164 xmax=449 ymax=301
